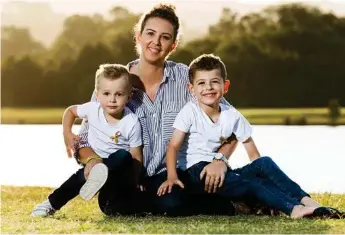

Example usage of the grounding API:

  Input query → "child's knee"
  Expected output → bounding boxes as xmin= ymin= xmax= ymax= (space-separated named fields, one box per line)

xmin=253 ymin=156 xmax=274 ymax=166
xmin=155 ymin=186 xmax=183 ymax=215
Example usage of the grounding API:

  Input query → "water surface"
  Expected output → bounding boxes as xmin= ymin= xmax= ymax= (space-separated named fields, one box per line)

xmin=1 ymin=125 xmax=344 ymax=193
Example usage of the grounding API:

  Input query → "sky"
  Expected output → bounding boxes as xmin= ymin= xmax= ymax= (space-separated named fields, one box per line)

xmin=2 ymin=0 xmax=345 ymax=46
xmin=3 ymin=0 xmax=345 ymax=16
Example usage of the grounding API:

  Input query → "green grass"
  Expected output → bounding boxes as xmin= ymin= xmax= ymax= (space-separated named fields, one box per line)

xmin=2 ymin=186 xmax=345 ymax=233
xmin=1 ymin=107 xmax=345 ymax=125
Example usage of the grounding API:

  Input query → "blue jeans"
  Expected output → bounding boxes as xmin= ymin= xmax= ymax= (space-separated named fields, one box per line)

xmin=183 ymin=156 xmax=309 ymax=215
xmin=233 ymin=156 xmax=310 ymax=201
xmin=49 ymin=149 xmax=137 ymax=213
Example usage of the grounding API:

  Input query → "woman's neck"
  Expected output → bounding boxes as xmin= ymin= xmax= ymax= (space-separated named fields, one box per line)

xmin=137 ymin=58 xmax=165 ymax=85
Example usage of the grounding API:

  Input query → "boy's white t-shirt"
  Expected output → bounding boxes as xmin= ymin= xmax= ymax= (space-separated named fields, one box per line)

xmin=173 ymin=101 xmax=252 ymax=170
xmin=76 ymin=102 xmax=142 ymax=158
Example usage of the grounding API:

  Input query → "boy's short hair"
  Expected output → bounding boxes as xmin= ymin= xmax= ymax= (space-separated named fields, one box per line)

xmin=188 ymin=54 xmax=227 ymax=84
xmin=95 ymin=64 xmax=132 ymax=92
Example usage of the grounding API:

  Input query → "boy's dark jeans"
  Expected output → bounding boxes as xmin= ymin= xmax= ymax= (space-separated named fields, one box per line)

xmin=48 ymin=149 xmax=135 ymax=211
xmin=183 ymin=156 xmax=309 ymax=215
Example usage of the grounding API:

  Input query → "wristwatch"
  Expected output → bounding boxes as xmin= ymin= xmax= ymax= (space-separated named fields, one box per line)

xmin=213 ymin=153 xmax=230 ymax=168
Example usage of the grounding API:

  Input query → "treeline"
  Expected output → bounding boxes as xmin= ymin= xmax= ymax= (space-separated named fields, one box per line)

xmin=2 ymin=4 xmax=345 ymax=108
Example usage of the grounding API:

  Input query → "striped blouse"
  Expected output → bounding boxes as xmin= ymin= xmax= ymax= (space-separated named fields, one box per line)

xmin=77 ymin=60 xmax=193 ymax=176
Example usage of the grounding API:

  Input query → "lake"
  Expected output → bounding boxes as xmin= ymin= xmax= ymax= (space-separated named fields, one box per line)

xmin=0 ymin=125 xmax=344 ymax=193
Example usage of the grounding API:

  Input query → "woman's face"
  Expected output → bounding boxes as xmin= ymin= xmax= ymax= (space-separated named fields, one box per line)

xmin=137 ymin=17 xmax=176 ymax=64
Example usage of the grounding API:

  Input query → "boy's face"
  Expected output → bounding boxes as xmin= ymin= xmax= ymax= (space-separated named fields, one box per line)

xmin=189 ymin=69 xmax=230 ymax=108
xmin=96 ymin=76 xmax=131 ymax=116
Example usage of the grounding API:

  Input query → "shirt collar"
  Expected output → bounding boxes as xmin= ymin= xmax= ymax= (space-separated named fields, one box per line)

xmin=127 ymin=60 xmax=175 ymax=85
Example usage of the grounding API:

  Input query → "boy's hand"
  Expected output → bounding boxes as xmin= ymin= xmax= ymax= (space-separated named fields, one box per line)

xmin=63 ymin=131 xmax=81 ymax=158
xmin=157 ymin=177 xmax=184 ymax=196
xmin=200 ymin=161 xmax=227 ymax=193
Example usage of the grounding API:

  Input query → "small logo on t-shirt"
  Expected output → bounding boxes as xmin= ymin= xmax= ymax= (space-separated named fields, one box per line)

xmin=110 ymin=131 xmax=121 ymax=143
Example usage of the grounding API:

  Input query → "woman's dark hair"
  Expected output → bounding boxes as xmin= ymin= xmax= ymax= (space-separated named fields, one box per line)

xmin=134 ymin=3 xmax=180 ymax=42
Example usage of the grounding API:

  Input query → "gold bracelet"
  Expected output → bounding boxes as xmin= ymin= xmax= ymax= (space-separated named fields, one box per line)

xmin=85 ymin=155 xmax=102 ymax=164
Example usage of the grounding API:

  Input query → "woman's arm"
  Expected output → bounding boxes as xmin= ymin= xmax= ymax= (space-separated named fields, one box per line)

xmin=129 ymin=146 xmax=144 ymax=187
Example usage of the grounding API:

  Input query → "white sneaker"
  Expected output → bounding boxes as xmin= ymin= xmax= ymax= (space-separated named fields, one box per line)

xmin=31 ymin=200 xmax=55 ymax=217
xmin=80 ymin=163 xmax=108 ymax=200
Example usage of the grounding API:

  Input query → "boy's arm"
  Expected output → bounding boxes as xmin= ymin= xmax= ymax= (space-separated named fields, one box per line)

xmin=157 ymin=103 xmax=191 ymax=196
xmin=166 ymin=103 xmax=191 ymax=178
xmin=75 ymin=92 xmax=97 ymax=164
xmin=62 ymin=105 xmax=80 ymax=157
xmin=218 ymin=133 xmax=238 ymax=160
xmin=157 ymin=129 xmax=186 ymax=196
xmin=232 ymin=110 xmax=260 ymax=161
xmin=72 ymin=101 xmax=103 ymax=179
xmin=243 ymin=137 xmax=260 ymax=161
xmin=201 ymin=109 xmax=252 ymax=193
xmin=166 ymin=129 xmax=186 ymax=179
xmin=217 ymin=100 xmax=237 ymax=158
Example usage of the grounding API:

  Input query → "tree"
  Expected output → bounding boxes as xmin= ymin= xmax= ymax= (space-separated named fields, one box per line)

xmin=104 ymin=6 xmax=139 ymax=62
xmin=187 ymin=3 xmax=345 ymax=107
xmin=48 ymin=14 xmax=107 ymax=64
xmin=1 ymin=56 xmax=43 ymax=107
xmin=1 ymin=26 xmax=46 ymax=60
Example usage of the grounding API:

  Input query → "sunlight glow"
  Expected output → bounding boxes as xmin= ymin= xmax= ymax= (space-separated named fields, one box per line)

xmin=3 ymin=0 xmax=345 ymax=16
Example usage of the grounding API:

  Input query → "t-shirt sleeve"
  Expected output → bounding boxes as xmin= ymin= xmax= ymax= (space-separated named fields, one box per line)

xmin=128 ymin=119 xmax=142 ymax=148
xmin=232 ymin=110 xmax=253 ymax=142
xmin=76 ymin=102 xmax=96 ymax=119
xmin=173 ymin=103 xmax=193 ymax=133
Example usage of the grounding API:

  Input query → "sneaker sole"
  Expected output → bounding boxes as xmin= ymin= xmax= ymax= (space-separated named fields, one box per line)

xmin=80 ymin=163 xmax=108 ymax=200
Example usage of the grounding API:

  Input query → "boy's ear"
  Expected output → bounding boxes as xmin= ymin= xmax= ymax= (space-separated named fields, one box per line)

xmin=188 ymin=83 xmax=194 ymax=95
xmin=224 ymin=80 xmax=230 ymax=93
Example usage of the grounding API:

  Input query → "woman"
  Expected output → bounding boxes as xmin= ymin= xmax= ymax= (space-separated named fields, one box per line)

xmin=75 ymin=4 xmax=236 ymax=216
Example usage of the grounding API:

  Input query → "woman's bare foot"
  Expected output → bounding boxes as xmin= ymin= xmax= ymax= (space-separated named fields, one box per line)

xmin=290 ymin=205 xmax=317 ymax=219
xmin=301 ymin=196 xmax=321 ymax=207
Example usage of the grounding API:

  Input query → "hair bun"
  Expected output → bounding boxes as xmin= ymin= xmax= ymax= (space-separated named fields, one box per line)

xmin=154 ymin=3 xmax=176 ymax=13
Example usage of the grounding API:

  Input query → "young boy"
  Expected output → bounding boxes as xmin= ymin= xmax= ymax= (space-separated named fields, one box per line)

xmin=31 ymin=64 xmax=143 ymax=217
xmin=157 ymin=54 xmax=331 ymax=219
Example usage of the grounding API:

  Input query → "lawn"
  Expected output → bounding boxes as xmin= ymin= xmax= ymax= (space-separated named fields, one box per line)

xmin=1 ymin=186 xmax=345 ymax=234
